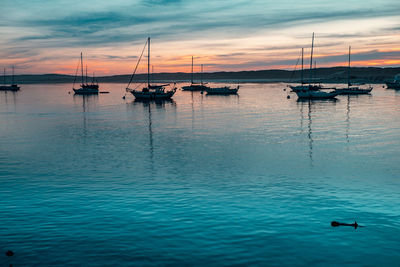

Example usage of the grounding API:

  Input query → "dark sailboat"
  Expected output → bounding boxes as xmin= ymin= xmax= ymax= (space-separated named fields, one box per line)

xmin=126 ymin=37 xmax=177 ymax=100
xmin=0 ymin=66 xmax=20 ymax=91
xmin=182 ymin=57 xmax=209 ymax=91
xmin=73 ymin=53 xmax=99 ymax=95
xmin=385 ymin=74 xmax=400 ymax=89
xmin=336 ymin=46 xmax=373 ymax=95
xmin=293 ymin=33 xmax=339 ymax=99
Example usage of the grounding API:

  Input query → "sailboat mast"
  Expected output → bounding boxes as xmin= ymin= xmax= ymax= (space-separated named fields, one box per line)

xmin=80 ymin=52 xmax=84 ymax=85
xmin=314 ymin=61 xmax=316 ymax=82
xmin=191 ymin=56 xmax=194 ymax=84
xmin=301 ymin=48 xmax=304 ymax=84
xmin=309 ymin=32 xmax=314 ymax=85
xmin=348 ymin=46 xmax=351 ymax=88
xmin=201 ymin=64 xmax=203 ymax=85
xmin=147 ymin=37 xmax=150 ymax=88
xmin=12 ymin=65 xmax=14 ymax=84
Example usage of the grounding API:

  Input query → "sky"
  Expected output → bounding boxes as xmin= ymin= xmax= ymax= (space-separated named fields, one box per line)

xmin=0 ymin=0 xmax=399 ymax=75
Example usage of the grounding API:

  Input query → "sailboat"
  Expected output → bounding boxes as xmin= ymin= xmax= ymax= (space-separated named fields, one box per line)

xmin=182 ymin=57 xmax=209 ymax=91
xmin=73 ymin=53 xmax=99 ymax=95
xmin=290 ymin=48 xmax=310 ymax=92
xmin=294 ymin=33 xmax=339 ymax=99
xmin=126 ymin=37 xmax=177 ymax=100
xmin=385 ymin=74 xmax=400 ymax=89
xmin=0 ymin=66 xmax=20 ymax=91
xmin=205 ymin=85 xmax=239 ymax=95
xmin=335 ymin=46 xmax=372 ymax=95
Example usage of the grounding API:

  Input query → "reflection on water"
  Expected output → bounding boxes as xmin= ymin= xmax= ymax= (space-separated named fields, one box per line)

xmin=0 ymin=91 xmax=18 ymax=112
xmin=73 ymin=94 xmax=98 ymax=140
xmin=0 ymin=83 xmax=399 ymax=266
xmin=297 ymin=98 xmax=338 ymax=167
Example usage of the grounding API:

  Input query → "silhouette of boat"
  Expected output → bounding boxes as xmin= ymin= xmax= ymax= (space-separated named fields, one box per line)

xmin=205 ymin=85 xmax=239 ymax=95
xmin=294 ymin=33 xmax=338 ymax=99
xmin=73 ymin=53 xmax=99 ymax=95
xmin=385 ymin=74 xmax=400 ymax=89
xmin=290 ymin=48 xmax=315 ymax=92
xmin=296 ymin=89 xmax=339 ymax=99
xmin=126 ymin=37 xmax=177 ymax=100
xmin=336 ymin=46 xmax=372 ymax=95
xmin=182 ymin=57 xmax=209 ymax=91
xmin=0 ymin=67 xmax=20 ymax=91
xmin=290 ymin=44 xmax=328 ymax=92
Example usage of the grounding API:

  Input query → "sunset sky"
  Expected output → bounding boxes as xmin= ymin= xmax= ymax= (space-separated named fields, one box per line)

xmin=1 ymin=0 xmax=399 ymax=75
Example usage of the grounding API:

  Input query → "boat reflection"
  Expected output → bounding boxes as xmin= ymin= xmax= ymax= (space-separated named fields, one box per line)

xmin=297 ymin=98 xmax=338 ymax=166
xmin=73 ymin=94 xmax=98 ymax=139
xmin=130 ymin=98 xmax=176 ymax=172
xmin=0 ymin=90 xmax=18 ymax=112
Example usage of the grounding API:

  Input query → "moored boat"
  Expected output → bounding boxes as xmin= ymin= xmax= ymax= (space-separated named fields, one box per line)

xmin=385 ymin=74 xmax=400 ymax=89
xmin=73 ymin=53 xmax=99 ymax=95
xmin=205 ymin=85 xmax=239 ymax=95
xmin=293 ymin=33 xmax=339 ymax=100
xmin=126 ymin=37 xmax=177 ymax=100
xmin=336 ymin=46 xmax=373 ymax=95
xmin=182 ymin=58 xmax=209 ymax=91
xmin=0 ymin=67 xmax=20 ymax=91
xmin=295 ymin=88 xmax=340 ymax=99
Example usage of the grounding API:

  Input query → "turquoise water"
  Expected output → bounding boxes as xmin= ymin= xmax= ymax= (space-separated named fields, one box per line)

xmin=0 ymin=83 xmax=399 ymax=266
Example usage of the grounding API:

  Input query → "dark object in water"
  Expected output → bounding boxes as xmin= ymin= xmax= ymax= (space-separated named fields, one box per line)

xmin=331 ymin=221 xmax=359 ymax=229
xmin=6 ymin=250 xmax=14 ymax=257
xmin=99 ymin=91 xmax=109 ymax=94
xmin=287 ymin=95 xmax=290 ymax=99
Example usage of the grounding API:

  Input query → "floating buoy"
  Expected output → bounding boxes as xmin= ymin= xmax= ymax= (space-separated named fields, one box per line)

xmin=283 ymin=88 xmax=286 ymax=91
xmin=68 ymin=91 xmax=71 ymax=94
xmin=122 ymin=96 xmax=126 ymax=99
xmin=6 ymin=250 xmax=14 ymax=257
xmin=287 ymin=95 xmax=290 ymax=99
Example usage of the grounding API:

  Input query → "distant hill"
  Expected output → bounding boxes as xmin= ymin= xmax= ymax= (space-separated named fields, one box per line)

xmin=4 ymin=67 xmax=400 ymax=84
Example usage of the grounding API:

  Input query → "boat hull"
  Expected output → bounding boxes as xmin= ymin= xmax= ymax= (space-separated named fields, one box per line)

xmin=0 ymin=85 xmax=20 ymax=91
xmin=386 ymin=82 xmax=400 ymax=89
xmin=205 ymin=86 xmax=239 ymax=95
xmin=182 ymin=84 xmax=209 ymax=91
xmin=81 ymin=84 xmax=99 ymax=90
xmin=336 ymin=87 xmax=372 ymax=95
xmin=295 ymin=90 xmax=339 ymax=99
xmin=130 ymin=90 xmax=175 ymax=100
xmin=290 ymin=85 xmax=324 ymax=92
xmin=73 ymin=88 xmax=99 ymax=95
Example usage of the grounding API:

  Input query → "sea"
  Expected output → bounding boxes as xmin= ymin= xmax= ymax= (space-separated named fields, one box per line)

xmin=0 ymin=83 xmax=399 ymax=266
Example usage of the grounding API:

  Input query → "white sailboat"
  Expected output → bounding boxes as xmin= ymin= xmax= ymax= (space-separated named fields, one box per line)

xmin=126 ymin=37 xmax=177 ymax=100
xmin=335 ymin=46 xmax=373 ymax=95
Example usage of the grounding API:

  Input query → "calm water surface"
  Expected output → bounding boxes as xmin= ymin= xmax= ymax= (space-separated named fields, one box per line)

xmin=0 ymin=83 xmax=399 ymax=266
